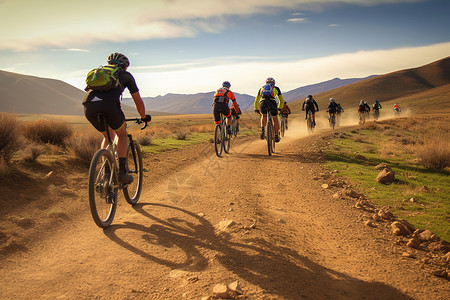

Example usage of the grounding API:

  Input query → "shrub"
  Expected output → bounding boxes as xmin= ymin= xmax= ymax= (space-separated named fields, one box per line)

xmin=0 ymin=113 xmax=21 ymax=163
xmin=22 ymin=119 xmax=73 ymax=146
xmin=416 ymin=136 xmax=450 ymax=170
xmin=24 ymin=146 xmax=43 ymax=162
xmin=174 ymin=130 xmax=189 ymax=140
xmin=136 ymin=135 xmax=152 ymax=146
xmin=67 ymin=131 xmax=102 ymax=165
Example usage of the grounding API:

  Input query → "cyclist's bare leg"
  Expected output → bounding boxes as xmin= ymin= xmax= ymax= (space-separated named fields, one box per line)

xmin=226 ymin=116 xmax=232 ymax=126
xmin=312 ymin=113 xmax=316 ymax=122
xmin=260 ymin=114 xmax=268 ymax=127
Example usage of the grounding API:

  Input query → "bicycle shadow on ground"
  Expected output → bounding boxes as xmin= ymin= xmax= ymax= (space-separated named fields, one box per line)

xmin=103 ymin=203 xmax=413 ymax=300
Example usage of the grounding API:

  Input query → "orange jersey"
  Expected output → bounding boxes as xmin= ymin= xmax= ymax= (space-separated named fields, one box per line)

xmin=214 ymin=88 xmax=236 ymax=105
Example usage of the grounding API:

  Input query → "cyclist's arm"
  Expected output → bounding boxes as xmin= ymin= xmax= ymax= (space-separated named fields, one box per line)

xmin=275 ymin=87 xmax=284 ymax=109
xmin=131 ymin=91 xmax=146 ymax=119
xmin=314 ymin=100 xmax=319 ymax=111
xmin=254 ymin=89 xmax=262 ymax=110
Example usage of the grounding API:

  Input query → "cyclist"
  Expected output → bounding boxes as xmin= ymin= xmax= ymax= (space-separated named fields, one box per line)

xmin=372 ymin=100 xmax=382 ymax=119
xmin=393 ymin=103 xmax=401 ymax=112
xmin=279 ymin=101 xmax=291 ymax=129
xmin=213 ymin=81 xmax=240 ymax=135
xmin=326 ymin=98 xmax=339 ymax=121
xmin=254 ymin=77 xmax=284 ymax=143
xmin=230 ymin=101 xmax=242 ymax=133
xmin=83 ymin=52 xmax=151 ymax=184
xmin=302 ymin=95 xmax=319 ymax=126
xmin=363 ymin=101 xmax=371 ymax=118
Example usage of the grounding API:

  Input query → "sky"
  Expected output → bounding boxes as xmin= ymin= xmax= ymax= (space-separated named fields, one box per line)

xmin=1 ymin=0 xmax=449 ymax=97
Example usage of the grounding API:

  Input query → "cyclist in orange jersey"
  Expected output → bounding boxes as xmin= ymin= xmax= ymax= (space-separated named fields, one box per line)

xmin=212 ymin=81 xmax=240 ymax=134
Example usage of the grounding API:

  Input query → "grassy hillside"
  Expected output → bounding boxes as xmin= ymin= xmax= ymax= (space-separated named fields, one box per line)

xmin=289 ymin=56 xmax=450 ymax=113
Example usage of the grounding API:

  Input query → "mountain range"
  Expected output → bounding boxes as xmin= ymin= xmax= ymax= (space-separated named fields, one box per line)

xmin=1 ymin=56 xmax=449 ymax=115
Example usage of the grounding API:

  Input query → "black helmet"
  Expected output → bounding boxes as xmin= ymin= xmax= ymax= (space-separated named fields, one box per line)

xmin=107 ymin=52 xmax=130 ymax=67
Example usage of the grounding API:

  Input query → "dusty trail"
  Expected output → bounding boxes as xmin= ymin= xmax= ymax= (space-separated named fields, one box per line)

xmin=0 ymin=121 xmax=448 ymax=299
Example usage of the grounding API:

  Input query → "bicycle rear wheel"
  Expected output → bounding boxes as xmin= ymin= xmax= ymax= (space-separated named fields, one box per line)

xmin=214 ymin=124 xmax=223 ymax=157
xmin=280 ymin=118 xmax=285 ymax=137
xmin=88 ymin=149 xmax=117 ymax=228
xmin=267 ymin=120 xmax=274 ymax=156
xmin=123 ymin=140 xmax=143 ymax=205
xmin=307 ymin=114 xmax=314 ymax=133
xmin=330 ymin=115 xmax=335 ymax=129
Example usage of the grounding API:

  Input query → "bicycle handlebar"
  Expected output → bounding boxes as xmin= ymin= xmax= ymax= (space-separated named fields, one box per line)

xmin=125 ymin=118 xmax=149 ymax=130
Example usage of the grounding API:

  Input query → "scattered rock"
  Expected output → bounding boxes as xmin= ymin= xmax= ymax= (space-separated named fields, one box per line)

xmin=277 ymin=219 xmax=286 ymax=224
xmin=364 ymin=220 xmax=377 ymax=228
xmin=377 ymin=207 xmax=393 ymax=220
xmin=321 ymin=184 xmax=329 ymax=189
xmin=228 ymin=281 xmax=243 ymax=295
xmin=375 ymin=163 xmax=391 ymax=171
xmin=432 ymin=269 xmax=449 ymax=279
xmin=355 ymin=154 xmax=367 ymax=160
xmin=197 ymin=212 xmax=206 ymax=217
xmin=213 ymin=283 xmax=230 ymax=299
xmin=401 ymin=252 xmax=416 ymax=259
xmin=344 ymin=189 xmax=362 ymax=198
xmin=417 ymin=229 xmax=439 ymax=242
xmin=215 ymin=219 xmax=235 ymax=232
xmin=376 ymin=168 xmax=395 ymax=184
xmin=391 ymin=220 xmax=415 ymax=236
xmin=44 ymin=171 xmax=55 ymax=180
xmin=332 ymin=193 xmax=340 ymax=199
xmin=444 ymin=252 xmax=450 ymax=263
xmin=406 ymin=238 xmax=421 ymax=249
xmin=409 ymin=198 xmax=416 ymax=203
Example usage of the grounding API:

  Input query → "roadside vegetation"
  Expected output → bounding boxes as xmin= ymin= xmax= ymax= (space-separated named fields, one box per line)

xmin=322 ymin=115 xmax=450 ymax=241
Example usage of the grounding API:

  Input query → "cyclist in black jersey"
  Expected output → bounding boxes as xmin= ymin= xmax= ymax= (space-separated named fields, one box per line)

xmin=83 ymin=52 xmax=151 ymax=184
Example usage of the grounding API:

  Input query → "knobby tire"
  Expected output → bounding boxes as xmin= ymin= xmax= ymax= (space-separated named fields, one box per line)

xmin=88 ymin=149 xmax=117 ymax=228
xmin=214 ymin=124 xmax=223 ymax=157
xmin=123 ymin=140 xmax=143 ymax=205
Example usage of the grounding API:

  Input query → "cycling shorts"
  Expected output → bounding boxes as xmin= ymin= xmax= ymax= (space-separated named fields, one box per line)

xmin=83 ymin=99 xmax=125 ymax=132
xmin=259 ymin=99 xmax=278 ymax=117
xmin=213 ymin=102 xmax=231 ymax=123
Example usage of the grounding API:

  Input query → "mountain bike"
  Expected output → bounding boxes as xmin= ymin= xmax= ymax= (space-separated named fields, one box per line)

xmin=393 ymin=108 xmax=401 ymax=118
xmin=279 ymin=113 xmax=286 ymax=137
xmin=358 ymin=111 xmax=366 ymax=125
xmin=265 ymin=114 xmax=276 ymax=156
xmin=373 ymin=109 xmax=380 ymax=120
xmin=231 ymin=114 xmax=238 ymax=137
xmin=329 ymin=112 xmax=336 ymax=129
xmin=88 ymin=115 xmax=148 ymax=228
xmin=214 ymin=113 xmax=231 ymax=157
xmin=306 ymin=111 xmax=315 ymax=133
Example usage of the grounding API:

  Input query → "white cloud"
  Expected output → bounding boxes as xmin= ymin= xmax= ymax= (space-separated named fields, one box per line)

xmin=0 ymin=0 xmax=425 ymax=50
xmin=328 ymin=24 xmax=340 ymax=27
xmin=115 ymin=42 xmax=450 ymax=97
xmin=287 ymin=18 xmax=308 ymax=23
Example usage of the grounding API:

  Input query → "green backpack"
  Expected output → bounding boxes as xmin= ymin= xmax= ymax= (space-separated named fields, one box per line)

xmin=85 ymin=64 xmax=121 ymax=91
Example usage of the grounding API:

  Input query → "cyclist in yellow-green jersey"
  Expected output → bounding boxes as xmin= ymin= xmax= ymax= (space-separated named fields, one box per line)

xmin=254 ymin=77 xmax=285 ymax=142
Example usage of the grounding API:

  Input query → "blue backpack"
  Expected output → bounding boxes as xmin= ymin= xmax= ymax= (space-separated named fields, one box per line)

xmin=261 ymin=83 xmax=274 ymax=99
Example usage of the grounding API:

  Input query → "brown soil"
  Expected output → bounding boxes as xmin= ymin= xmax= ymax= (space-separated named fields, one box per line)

xmin=0 ymin=118 xmax=449 ymax=300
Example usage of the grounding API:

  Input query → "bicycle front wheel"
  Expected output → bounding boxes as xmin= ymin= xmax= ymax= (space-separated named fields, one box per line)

xmin=214 ymin=124 xmax=223 ymax=157
xmin=88 ymin=149 xmax=117 ymax=228
xmin=123 ymin=140 xmax=143 ymax=205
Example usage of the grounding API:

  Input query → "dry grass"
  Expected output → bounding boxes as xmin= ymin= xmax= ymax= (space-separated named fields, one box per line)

xmin=0 ymin=112 xmax=22 ymax=163
xmin=416 ymin=135 xmax=450 ymax=170
xmin=23 ymin=145 xmax=43 ymax=162
xmin=22 ymin=119 xmax=73 ymax=146
xmin=66 ymin=130 xmax=102 ymax=165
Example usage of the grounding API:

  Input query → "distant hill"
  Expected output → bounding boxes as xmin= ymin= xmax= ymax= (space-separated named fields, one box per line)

xmin=289 ymin=56 xmax=450 ymax=112
xmin=0 ymin=70 xmax=85 ymax=115
xmin=122 ymin=77 xmax=372 ymax=114
xmin=282 ymin=76 xmax=377 ymax=103
xmin=122 ymin=92 xmax=256 ymax=115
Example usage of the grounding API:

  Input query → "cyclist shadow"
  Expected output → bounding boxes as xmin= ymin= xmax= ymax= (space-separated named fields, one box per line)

xmin=103 ymin=203 xmax=412 ymax=299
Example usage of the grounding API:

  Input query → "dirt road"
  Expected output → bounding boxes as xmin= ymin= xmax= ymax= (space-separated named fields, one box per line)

xmin=0 ymin=120 xmax=448 ymax=299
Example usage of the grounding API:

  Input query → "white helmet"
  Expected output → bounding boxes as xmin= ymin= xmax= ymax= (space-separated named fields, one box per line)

xmin=329 ymin=98 xmax=335 ymax=102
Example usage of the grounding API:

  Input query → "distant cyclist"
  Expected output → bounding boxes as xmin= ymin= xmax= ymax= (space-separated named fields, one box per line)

xmin=358 ymin=100 xmax=367 ymax=114
xmin=83 ymin=52 xmax=151 ymax=184
xmin=326 ymin=98 xmax=339 ymax=120
xmin=230 ymin=101 xmax=242 ymax=133
xmin=254 ymin=77 xmax=285 ymax=143
xmin=302 ymin=95 xmax=319 ymax=126
xmin=279 ymin=101 xmax=291 ymax=128
xmin=393 ymin=103 xmax=401 ymax=117
xmin=363 ymin=101 xmax=371 ymax=118
xmin=213 ymin=81 xmax=240 ymax=134
xmin=372 ymin=100 xmax=382 ymax=119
